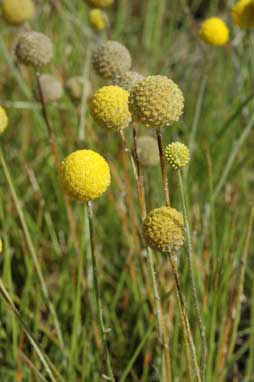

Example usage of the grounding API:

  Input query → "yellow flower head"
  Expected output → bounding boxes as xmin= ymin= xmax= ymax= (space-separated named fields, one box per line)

xmin=165 ymin=142 xmax=190 ymax=169
xmin=92 ymin=40 xmax=132 ymax=79
xmin=15 ymin=31 xmax=53 ymax=68
xmin=85 ymin=0 xmax=114 ymax=8
xmin=91 ymin=85 xmax=131 ymax=131
xmin=89 ymin=9 xmax=108 ymax=30
xmin=143 ymin=207 xmax=184 ymax=254
xmin=0 ymin=239 xmax=2 ymax=254
xmin=129 ymin=75 xmax=184 ymax=128
xmin=1 ymin=0 xmax=35 ymax=25
xmin=59 ymin=150 xmax=111 ymax=202
xmin=199 ymin=17 xmax=229 ymax=46
xmin=232 ymin=0 xmax=254 ymax=29
xmin=0 ymin=106 xmax=8 ymax=135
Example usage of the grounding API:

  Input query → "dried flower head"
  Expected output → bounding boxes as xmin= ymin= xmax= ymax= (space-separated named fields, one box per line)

xmin=129 ymin=75 xmax=184 ymax=128
xmin=65 ymin=76 xmax=92 ymax=101
xmin=92 ymin=40 xmax=132 ymax=79
xmin=1 ymin=0 xmax=35 ymax=25
xmin=91 ymin=85 xmax=131 ymax=131
xmin=89 ymin=9 xmax=108 ymax=30
xmin=38 ymin=74 xmax=63 ymax=103
xmin=165 ymin=142 xmax=190 ymax=169
xmin=137 ymin=136 xmax=160 ymax=166
xmin=199 ymin=17 xmax=229 ymax=46
xmin=15 ymin=31 xmax=53 ymax=67
xmin=85 ymin=0 xmax=114 ymax=7
xmin=232 ymin=0 xmax=254 ymax=29
xmin=112 ymin=71 xmax=144 ymax=91
xmin=59 ymin=149 xmax=111 ymax=202
xmin=0 ymin=106 xmax=8 ymax=135
xmin=143 ymin=207 xmax=184 ymax=254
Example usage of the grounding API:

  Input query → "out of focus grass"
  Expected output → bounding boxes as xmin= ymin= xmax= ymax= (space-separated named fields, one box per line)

xmin=0 ymin=1 xmax=254 ymax=381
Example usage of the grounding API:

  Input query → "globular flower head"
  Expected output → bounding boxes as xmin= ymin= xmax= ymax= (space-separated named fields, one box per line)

xmin=232 ymin=0 xmax=254 ymax=29
xmin=137 ymin=136 xmax=160 ymax=166
xmin=65 ymin=76 xmax=92 ymax=101
xmin=112 ymin=71 xmax=144 ymax=91
xmin=1 ymin=0 xmax=35 ymax=25
xmin=91 ymin=85 xmax=131 ymax=132
xmin=38 ymin=74 xmax=63 ymax=103
xmin=143 ymin=207 xmax=184 ymax=254
xmin=129 ymin=75 xmax=184 ymax=128
xmin=165 ymin=142 xmax=190 ymax=169
xmin=59 ymin=149 xmax=111 ymax=202
xmin=92 ymin=40 xmax=132 ymax=79
xmin=0 ymin=106 xmax=8 ymax=135
xmin=85 ymin=0 xmax=114 ymax=7
xmin=199 ymin=17 xmax=229 ymax=46
xmin=89 ymin=9 xmax=108 ymax=30
xmin=15 ymin=31 xmax=53 ymax=68
xmin=0 ymin=239 xmax=2 ymax=253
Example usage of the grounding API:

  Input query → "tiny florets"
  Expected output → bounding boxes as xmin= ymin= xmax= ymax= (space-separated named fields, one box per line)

xmin=15 ymin=31 xmax=53 ymax=67
xmin=112 ymin=71 xmax=144 ymax=91
xmin=143 ymin=207 xmax=184 ymax=254
xmin=0 ymin=106 xmax=8 ymax=135
xmin=165 ymin=142 xmax=190 ymax=169
xmin=85 ymin=0 xmax=114 ymax=7
xmin=129 ymin=75 xmax=184 ymax=128
xmin=199 ymin=17 xmax=229 ymax=46
xmin=137 ymin=136 xmax=160 ymax=166
xmin=92 ymin=40 xmax=132 ymax=79
xmin=38 ymin=74 xmax=63 ymax=103
xmin=89 ymin=9 xmax=108 ymax=30
xmin=65 ymin=77 xmax=92 ymax=101
xmin=59 ymin=150 xmax=111 ymax=202
xmin=1 ymin=0 xmax=35 ymax=25
xmin=91 ymin=85 xmax=131 ymax=131
xmin=232 ymin=0 xmax=254 ymax=29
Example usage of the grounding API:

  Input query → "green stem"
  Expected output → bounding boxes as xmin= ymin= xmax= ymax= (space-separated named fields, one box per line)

xmin=178 ymin=169 xmax=207 ymax=381
xmin=87 ymin=201 xmax=115 ymax=382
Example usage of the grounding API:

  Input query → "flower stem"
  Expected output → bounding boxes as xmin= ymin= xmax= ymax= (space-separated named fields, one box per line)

xmin=156 ymin=128 xmax=170 ymax=206
xmin=178 ymin=169 xmax=207 ymax=381
xmin=87 ymin=201 xmax=115 ymax=382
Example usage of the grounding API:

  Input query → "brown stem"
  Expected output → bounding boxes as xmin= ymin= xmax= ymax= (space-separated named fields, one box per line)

xmin=156 ymin=128 xmax=170 ymax=206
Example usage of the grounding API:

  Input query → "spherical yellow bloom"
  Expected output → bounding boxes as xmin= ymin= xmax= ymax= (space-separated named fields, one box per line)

xmin=15 ymin=31 xmax=53 ymax=68
xmin=2 ymin=0 xmax=35 ymax=25
xmin=0 ymin=239 xmax=2 ymax=254
xmin=89 ymin=9 xmax=108 ymax=30
xmin=59 ymin=150 xmax=111 ymax=202
xmin=199 ymin=17 xmax=229 ymax=46
xmin=137 ymin=136 xmax=160 ymax=166
xmin=85 ymin=0 xmax=114 ymax=8
xmin=92 ymin=41 xmax=132 ymax=79
xmin=91 ymin=85 xmax=131 ymax=131
xmin=232 ymin=0 xmax=254 ymax=29
xmin=129 ymin=75 xmax=184 ymax=128
xmin=0 ymin=106 xmax=8 ymax=135
xmin=165 ymin=142 xmax=190 ymax=169
xmin=143 ymin=207 xmax=184 ymax=254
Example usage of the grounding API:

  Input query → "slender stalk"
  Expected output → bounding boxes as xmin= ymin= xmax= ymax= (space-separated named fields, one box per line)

xmin=156 ymin=128 xmax=170 ymax=206
xmin=87 ymin=201 xmax=115 ymax=382
xmin=168 ymin=254 xmax=202 ymax=382
xmin=178 ymin=169 xmax=207 ymax=381
xmin=0 ymin=149 xmax=64 ymax=351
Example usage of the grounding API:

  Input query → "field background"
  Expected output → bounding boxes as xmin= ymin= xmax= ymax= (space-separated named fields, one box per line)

xmin=0 ymin=0 xmax=254 ymax=381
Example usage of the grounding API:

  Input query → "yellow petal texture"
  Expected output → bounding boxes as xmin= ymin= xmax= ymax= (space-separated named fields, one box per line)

xmin=165 ymin=142 xmax=190 ymax=169
xmin=59 ymin=150 xmax=111 ymax=202
xmin=199 ymin=17 xmax=229 ymax=46
xmin=2 ymin=0 xmax=34 ymax=25
xmin=143 ymin=207 xmax=184 ymax=254
xmin=0 ymin=106 xmax=8 ymax=135
xmin=232 ymin=0 xmax=254 ymax=29
xmin=89 ymin=9 xmax=108 ymax=30
xmin=129 ymin=75 xmax=184 ymax=128
xmin=91 ymin=85 xmax=131 ymax=131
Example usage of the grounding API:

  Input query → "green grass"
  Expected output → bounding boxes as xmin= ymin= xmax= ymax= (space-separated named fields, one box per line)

xmin=0 ymin=1 xmax=254 ymax=381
